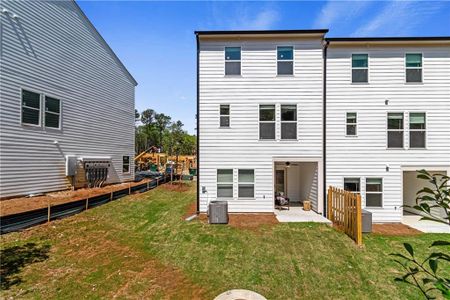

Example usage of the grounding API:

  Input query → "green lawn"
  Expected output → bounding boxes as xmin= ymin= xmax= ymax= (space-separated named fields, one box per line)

xmin=1 ymin=182 xmax=449 ymax=299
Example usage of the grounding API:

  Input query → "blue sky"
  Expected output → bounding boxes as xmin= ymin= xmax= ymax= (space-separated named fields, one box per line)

xmin=78 ymin=1 xmax=450 ymax=134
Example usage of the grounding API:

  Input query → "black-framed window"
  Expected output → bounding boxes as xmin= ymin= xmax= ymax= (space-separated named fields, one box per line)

xmin=259 ymin=105 xmax=275 ymax=140
xmin=220 ymin=105 xmax=230 ymax=127
xmin=366 ymin=178 xmax=383 ymax=207
xmin=344 ymin=178 xmax=360 ymax=193
xmin=123 ymin=156 xmax=130 ymax=173
xmin=352 ymin=54 xmax=368 ymax=83
xmin=409 ymin=112 xmax=426 ymax=148
xmin=217 ymin=169 xmax=233 ymax=198
xmin=22 ymin=90 xmax=41 ymax=126
xmin=406 ymin=53 xmax=422 ymax=83
xmin=238 ymin=169 xmax=254 ymax=198
xmin=277 ymin=46 xmax=293 ymax=75
xmin=346 ymin=112 xmax=357 ymax=136
xmin=281 ymin=105 xmax=297 ymax=139
xmin=225 ymin=47 xmax=241 ymax=75
xmin=45 ymin=96 xmax=60 ymax=128
xmin=387 ymin=113 xmax=404 ymax=148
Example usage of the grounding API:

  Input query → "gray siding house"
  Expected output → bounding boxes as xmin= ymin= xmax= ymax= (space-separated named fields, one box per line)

xmin=0 ymin=0 xmax=137 ymax=198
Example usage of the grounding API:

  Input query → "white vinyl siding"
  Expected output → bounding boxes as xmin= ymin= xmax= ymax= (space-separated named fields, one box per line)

xmin=0 ymin=1 xmax=136 ymax=198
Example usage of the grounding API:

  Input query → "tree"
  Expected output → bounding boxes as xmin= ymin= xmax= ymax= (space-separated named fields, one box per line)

xmin=135 ymin=109 xmax=140 ymax=123
xmin=140 ymin=109 xmax=155 ymax=126
xmin=391 ymin=170 xmax=449 ymax=299
xmin=155 ymin=113 xmax=171 ymax=147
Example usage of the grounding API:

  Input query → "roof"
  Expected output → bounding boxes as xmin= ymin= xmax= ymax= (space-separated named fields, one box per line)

xmin=195 ymin=29 xmax=329 ymax=35
xmin=326 ymin=36 xmax=450 ymax=42
xmin=73 ymin=1 xmax=138 ymax=86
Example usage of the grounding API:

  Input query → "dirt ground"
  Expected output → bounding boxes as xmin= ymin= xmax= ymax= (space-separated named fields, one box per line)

xmin=372 ymin=223 xmax=422 ymax=235
xmin=161 ymin=181 xmax=190 ymax=193
xmin=0 ymin=179 xmax=153 ymax=217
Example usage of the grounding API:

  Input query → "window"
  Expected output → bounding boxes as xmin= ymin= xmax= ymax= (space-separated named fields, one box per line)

xmin=238 ymin=169 xmax=254 ymax=198
xmin=281 ymin=105 xmax=297 ymax=139
xmin=44 ymin=96 xmax=60 ymax=128
xmin=406 ymin=53 xmax=422 ymax=83
xmin=344 ymin=178 xmax=360 ymax=193
xmin=365 ymin=178 xmax=383 ymax=207
xmin=22 ymin=89 xmax=41 ymax=126
xmin=346 ymin=112 xmax=357 ymax=136
xmin=259 ymin=105 xmax=275 ymax=140
xmin=225 ymin=47 xmax=241 ymax=75
xmin=277 ymin=46 xmax=293 ymax=75
xmin=352 ymin=54 xmax=368 ymax=83
xmin=123 ymin=156 xmax=130 ymax=173
xmin=217 ymin=169 xmax=233 ymax=198
xmin=409 ymin=112 xmax=426 ymax=148
xmin=219 ymin=105 xmax=230 ymax=127
xmin=387 ymin=113 xmax=404 ymax=148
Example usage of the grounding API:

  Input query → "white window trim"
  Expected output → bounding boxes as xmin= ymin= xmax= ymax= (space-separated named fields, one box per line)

xmin=405 ymin=52 xmax=423 ymax=84
xmin=238 ymin=169 xmax=255 ymax=199
xmin=345 ymin=112 xmax=358 ymax=137
xmin=219 ymin=104 xmax=230 ymax=128
xmin=224 ymin=46 xmax=241 ymax=77
xmin=217 ymin=169 xmax=234 ymax=199
xmin=259 ymin=104 xmax=276 ymax=141
xmin=408 ymin=111 xmax=427 ymax=149
xmin=43 ymin=94 xmax=62 ymax=130
xmin=351 ymin=53 xmax=369 ymax=84
xmin=276 ymin=46 xmax=294 ymax=76
xmin=343 ymin=177 xmax=361 ymax=194
xmin=387 ymin=112 xmax=405 ymax=149
xmin=280 ymin=104 xmax=297 ymax=140
xmin=365 ymin=177 xmax=383 ymax=208
xmin=123 ymin=156 xmax=131 ymax=174
xmin=20 ymin=87 xmax=42 ymax=127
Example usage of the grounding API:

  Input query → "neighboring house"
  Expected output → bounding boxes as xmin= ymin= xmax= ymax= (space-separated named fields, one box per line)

xmin=0 ymin=0 xmax=137 ymax=198
xmin=196 ymin=30 xmax=450 ymax=223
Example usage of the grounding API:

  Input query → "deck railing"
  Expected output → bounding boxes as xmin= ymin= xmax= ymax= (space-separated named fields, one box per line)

xmin=327 ymin=186 xmax=363 ymax=245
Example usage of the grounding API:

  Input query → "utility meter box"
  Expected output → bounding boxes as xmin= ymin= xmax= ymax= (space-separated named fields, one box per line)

xmin=65 ymin=155 xmax=77 ymax=176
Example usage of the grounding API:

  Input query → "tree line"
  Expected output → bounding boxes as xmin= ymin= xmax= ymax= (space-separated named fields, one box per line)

xmin=135 ymin=109 xmax=196 ymax=156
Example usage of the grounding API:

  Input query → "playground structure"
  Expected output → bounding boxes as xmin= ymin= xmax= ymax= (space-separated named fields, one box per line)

xmin=135 ymin=147 xmax=197 ymax=176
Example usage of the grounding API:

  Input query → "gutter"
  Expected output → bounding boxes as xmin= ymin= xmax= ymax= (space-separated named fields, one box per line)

xmin=323 ymin=40 xmax=329 ymax=217
xmin=196 ymin=33 xmax=200 ymax=214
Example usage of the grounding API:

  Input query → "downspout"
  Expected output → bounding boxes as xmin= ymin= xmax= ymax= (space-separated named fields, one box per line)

xmin=323 ymin=40 xmax=329 ymax=217
xmin=196 ymin=33 xmax=200 ymax=214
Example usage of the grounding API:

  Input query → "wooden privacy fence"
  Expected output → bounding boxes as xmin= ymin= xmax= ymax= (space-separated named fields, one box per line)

xmin=327 ymin=186 xmax=363 ymax=245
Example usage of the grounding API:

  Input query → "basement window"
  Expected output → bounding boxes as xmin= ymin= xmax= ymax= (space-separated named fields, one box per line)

xmin=21 ymin=89 xmax=41 ymax=126
xmin=409 ymin=112 xmax=426 ymax=148
xmin=259 ymin=105 xmax=276 ymax=140
xmin=217 ymin=169 xmax=233 ymax=198
xmin=123 ymin=156 xmax=130 ymax=173
xmin=238 ymin=169 xmax=254 ymax=198
xmin=225 ymin=47 xmax=241 ymax=76
xmin=277 ymin=46 xmax=294 ymax=75
xmin=220 ymin=105 xmax=230 ymax=127
xmin=346 ymin=112 xmax=357 ymax=136
xmin=406 ymin=53 xmax=422 ymax=83
xmin=344 ymin=178 xmax=360 ymax=193
xmin=352 ymin=54 xmax=368 ymax=83
xmin=44 ymin=96 xmax=61 ymax=129
xmin=281 ymin=105 xmax=297 ymax=139
xmin=387 ymin=113 xmax=404 ymax=148
xmin=365 ymin=178 xmax=383 ymax=207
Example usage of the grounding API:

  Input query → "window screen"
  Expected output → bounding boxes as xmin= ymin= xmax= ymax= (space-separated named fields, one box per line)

xmin=406 ymin=53 xmax=422 ymax=83
xmin=220 ymin=105 xmax=230 ymax=127
xmin=352 ymin=54 xmax=368 ymax=83
xmin=281 ymin=105 xmax=297 ymax=139
xmin=123 ymin=156 xmax=130 ymax=173
xmin=238 ymin=169 xmax=254 ymax=198
xmin=409 ymin=112 xmax=426 ymax=148
xmin=217 ymin=169 xmax=233 ymax=198
xmin=365 ymin=178 xmax=382 ymax=207
xmin=225 ymin=47 xmax=241 ymax=75
xmin=45 ymin=96 xmax=60 ymax=128
xmin=387 ymin=113 xmax=404 ymax=148
xmin=277 ymin=46 xmax=293 ymax=75
xmin=344 ymin=178 xmax=360 ymax=193
xmin=346 ymin=112 xmax=357 ymax=136
xmin=22 ymin=90 xmax=41 ymax=125
xmin=259 ymin=105 xmax=276 ymax=139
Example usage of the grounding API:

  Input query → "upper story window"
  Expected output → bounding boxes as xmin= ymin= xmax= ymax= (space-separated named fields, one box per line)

xmin=277 ymin=46 xmax=294 ymax=75
xmin=217 ymin=169 xmax=233 ymax=198
xmin=22 ymin=90 xmax=41 ymax=126
xmin=365 ymin=178 xmax=383 ymax=207
xmin=387 ymin=113 xmax=404 ymax=148
xmin=238 ymin=169 xmax=254 ymax=198
xmin=225 ymin=47 xmax=241 ymax=76
xmin=344 ymin=178 xmax=360 ymax=194
xmin=406 ymin=53 xmax=422 ymax=83
xmin=281 ymin=105 xmax=297 ymax=139
xmin=220 ymin=105 xmax=230 ymax=127
xmin=409 ymin=112 xmax=426 ymax=148
xmin=352 ymin=54 xmax=368 ymax=83
xmin=346 ymin=112 xmax=357 ymax=136
xmin=123 ymin=156 xmax=130 ymax=173
xmin=44 ymin=96 xmax=61 ymax=129
xmin=259 ymin=105 xmax=276 ymax=140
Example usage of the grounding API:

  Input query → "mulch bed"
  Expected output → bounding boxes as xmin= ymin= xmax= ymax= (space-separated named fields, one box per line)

xmin=0 ymin=179 xmax=152 ymax=217
xmin=372 ymin=223 xmax=422 ymax=235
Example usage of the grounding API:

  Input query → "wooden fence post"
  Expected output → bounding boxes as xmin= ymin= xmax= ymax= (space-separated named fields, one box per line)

xmin=356 ymin=194 xmax=362 ymax=246
xmin=47 ymin=200 xmax=51 ymax=223
xmin=86 ymin=198 xmax=89 ymax=210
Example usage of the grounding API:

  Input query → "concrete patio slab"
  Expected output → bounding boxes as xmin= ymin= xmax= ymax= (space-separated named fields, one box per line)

xmin=402 ymin=215 xmax=450 ymax=233
xmin=275 ymin=207 xmax=331 ymax=224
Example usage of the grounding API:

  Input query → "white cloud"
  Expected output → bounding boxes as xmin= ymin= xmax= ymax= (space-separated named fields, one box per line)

xmin=210 ymin=3 xmax=279 ymax=30
xmin=314 ymin=1 xmax=373 ymax=29
xmin=353 ymin=1 xmax=444 ymax=36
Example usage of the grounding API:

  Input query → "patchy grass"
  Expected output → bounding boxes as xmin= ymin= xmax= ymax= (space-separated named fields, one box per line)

xmin=1 ymin=183 xmax=449 ymax=299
